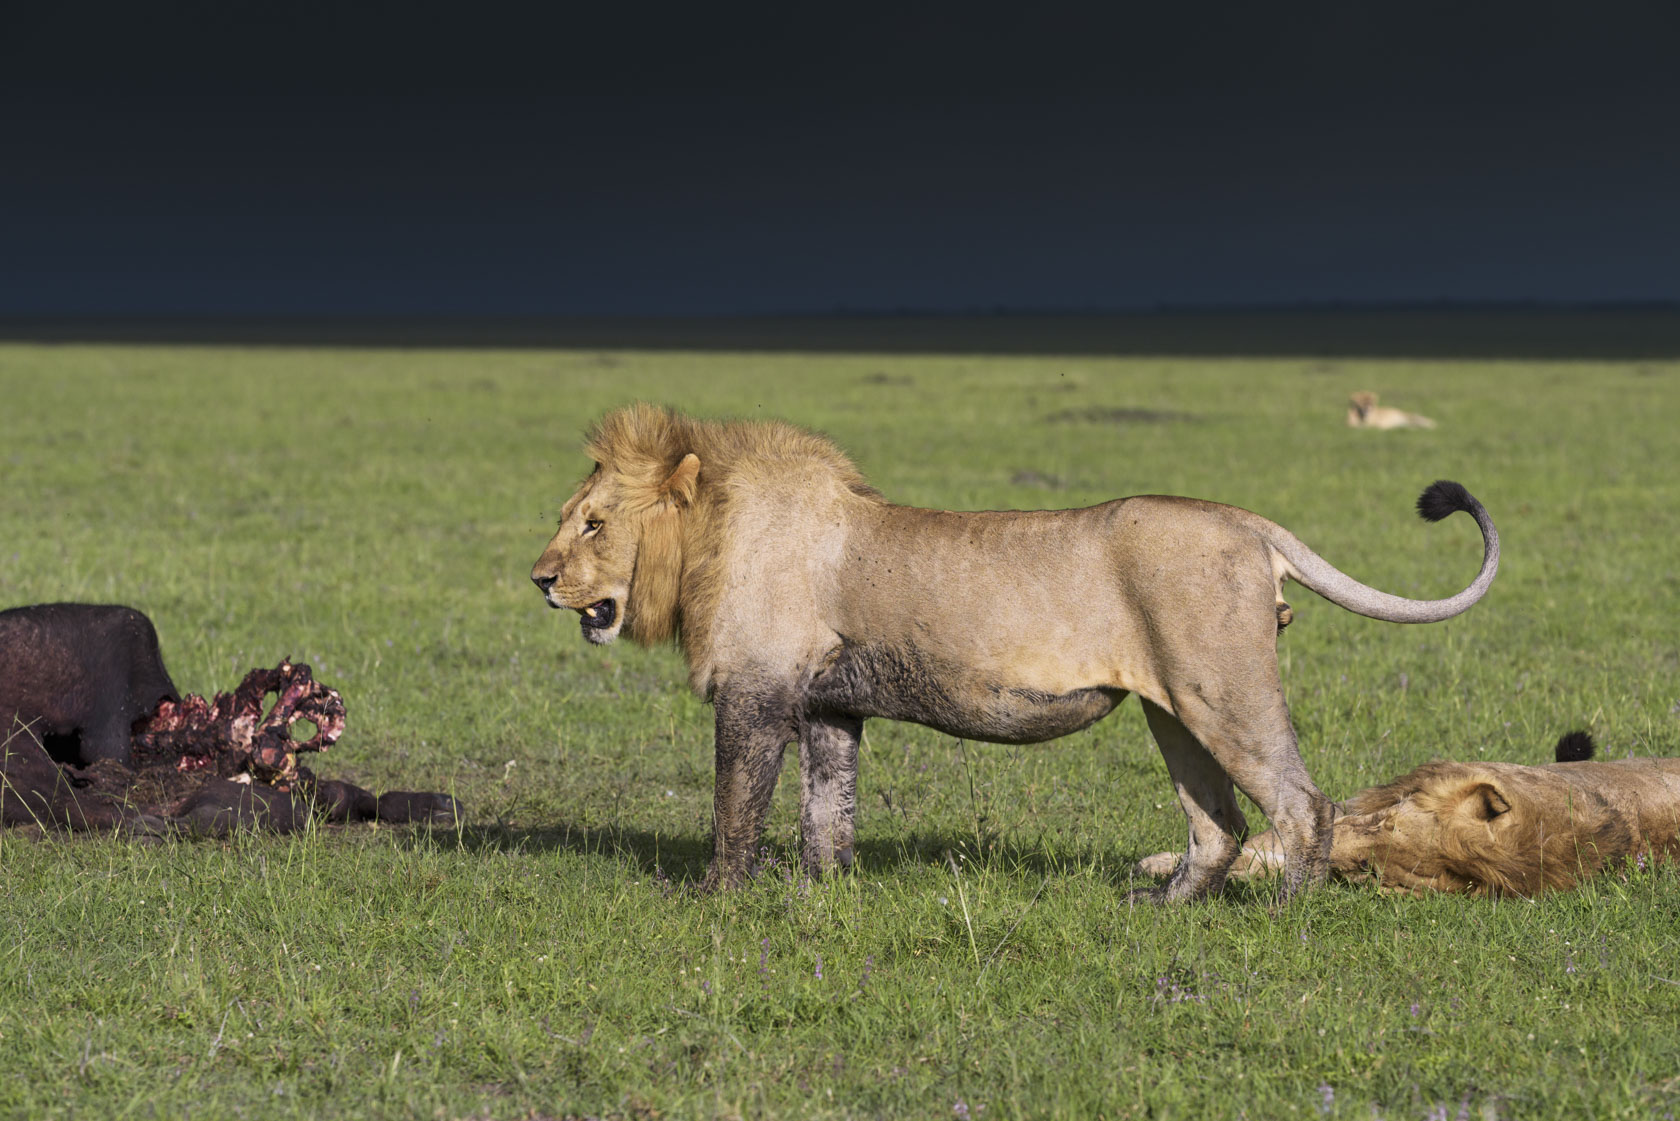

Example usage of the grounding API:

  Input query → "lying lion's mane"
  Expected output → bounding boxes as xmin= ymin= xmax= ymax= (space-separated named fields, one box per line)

xmin=1339 ymin=761 xmax=1636 ymax=895
xmin=584 ymin=403 xmax=880 ymax=669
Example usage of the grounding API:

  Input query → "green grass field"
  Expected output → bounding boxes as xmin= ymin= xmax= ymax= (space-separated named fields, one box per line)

xmin=1 ymin=341 xmax=1677 ymax=1119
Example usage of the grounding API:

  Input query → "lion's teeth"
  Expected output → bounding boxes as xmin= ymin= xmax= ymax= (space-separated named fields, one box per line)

xmin=584 ymin=607 xmax=597 ymax=618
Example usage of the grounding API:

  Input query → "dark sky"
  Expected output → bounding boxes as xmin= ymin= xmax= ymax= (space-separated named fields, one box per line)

xmin=4 ymin=3 xmax=1678 ymax=316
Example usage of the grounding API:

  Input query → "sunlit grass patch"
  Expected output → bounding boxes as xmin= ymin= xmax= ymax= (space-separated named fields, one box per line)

xmin=1 ymin=342 xmax=1677 ymax=1118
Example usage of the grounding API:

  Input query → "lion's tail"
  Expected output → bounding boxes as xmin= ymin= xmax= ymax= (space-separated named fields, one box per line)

xmin=1269 ymin=480 xmax=1500 ymax=624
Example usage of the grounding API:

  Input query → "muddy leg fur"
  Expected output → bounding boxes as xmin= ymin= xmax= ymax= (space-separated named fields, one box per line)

xmin=798 ymin=711 xmax=861 ymax=875
xmin=1170 ymin=691 xmax=1333 ymax=897
xmin=1140 ymin=701 xmax=1249 ymax=901
xmin=701 ymin=684 xmax=794 ymax=891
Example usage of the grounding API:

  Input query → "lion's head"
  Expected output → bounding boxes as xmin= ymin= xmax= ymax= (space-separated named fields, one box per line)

xmin=1346 ymin=390 xmax=1377 ymax=425
xmin=532 ymin=404 xmax=879 ymax=656
xmin=1333 ymin=760 xmax=1632 ymax=895
xmin=530 ymin=405 xmax=700 ymax=646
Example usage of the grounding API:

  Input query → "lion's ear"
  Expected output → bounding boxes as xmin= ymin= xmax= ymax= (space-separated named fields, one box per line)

xmin=1466 ymin=782 xmax=1511 ymax=822
xmin=660 ymin=453 xmax=701 ymax=507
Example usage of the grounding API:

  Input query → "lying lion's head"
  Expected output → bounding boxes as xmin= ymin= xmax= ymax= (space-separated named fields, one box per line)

xmin=530 ymin=406 xmax=700 ymax=646
xmin=1334 ymin=759 xmax=1633 ymax=895
xmin=1346 ymin=391 xmax=1377 ymax=424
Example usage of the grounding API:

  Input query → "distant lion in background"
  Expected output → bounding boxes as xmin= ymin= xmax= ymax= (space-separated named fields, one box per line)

xmin=1137 ymin=732 xmax=1680 ymax=895
xmin=529 ymin=404 xmax=1500 ymax=903
xmin=1347 ymin=391 xmax=1437 ymax=429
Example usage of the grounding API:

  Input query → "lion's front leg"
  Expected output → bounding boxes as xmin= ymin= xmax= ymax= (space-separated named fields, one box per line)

xmin=701 ymin=685 xmax=795 ymax=892
xmin=798 ymin=711 xmax=862 ymax=876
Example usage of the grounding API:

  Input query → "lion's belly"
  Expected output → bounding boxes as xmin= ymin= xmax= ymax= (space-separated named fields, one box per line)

xmin=805 ymin=640 xmax=1126 ymax=745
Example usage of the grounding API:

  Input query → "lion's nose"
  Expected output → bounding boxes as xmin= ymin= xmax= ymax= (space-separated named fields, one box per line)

xmin=532 ymin=573 xmax=557 ymax=592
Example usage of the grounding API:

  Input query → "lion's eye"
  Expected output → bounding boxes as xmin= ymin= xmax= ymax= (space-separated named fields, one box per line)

xmin=582 ymin=519 xmax=604 ymax=536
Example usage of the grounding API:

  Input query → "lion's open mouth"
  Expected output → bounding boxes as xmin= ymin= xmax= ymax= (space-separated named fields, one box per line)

xmin=578 ymin=599 xmax=617 ymax=632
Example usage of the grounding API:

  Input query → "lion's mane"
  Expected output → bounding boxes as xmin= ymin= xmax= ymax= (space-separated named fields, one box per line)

xmin=584 ymin=404 xmax=879 ymax=671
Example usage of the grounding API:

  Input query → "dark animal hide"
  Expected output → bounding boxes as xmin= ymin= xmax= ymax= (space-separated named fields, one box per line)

xmin=0 ymin=603 xmax=178 ymax=765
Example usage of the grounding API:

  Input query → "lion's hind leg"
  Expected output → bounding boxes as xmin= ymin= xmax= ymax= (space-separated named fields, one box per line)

xmin=1138 ymin=700 xmax=1249 ymax=901
xmin=1169 ymin=692 xmax=1334 ymax=899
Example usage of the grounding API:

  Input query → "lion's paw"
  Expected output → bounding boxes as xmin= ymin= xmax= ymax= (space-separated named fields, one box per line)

xmin=1134 ymin=852 xmax=1182 ymax=878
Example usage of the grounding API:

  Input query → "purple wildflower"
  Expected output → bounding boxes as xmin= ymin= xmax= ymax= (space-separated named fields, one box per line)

xmin=1152 ymin=973 xmax=1206 ymax=1005
xmin=953 ymin=1101 xmax=970 ymax=1119
xmin=815 ymin=953 xmax=824 ymax=981
xmin=1317 ymin=1083 xmax=1334 ymax=1114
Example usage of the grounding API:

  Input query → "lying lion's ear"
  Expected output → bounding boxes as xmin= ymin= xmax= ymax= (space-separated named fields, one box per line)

xmin=660 ymin=453 xmax=701 ymax=507
xmin=1467 ymin=782 xmax=1511 ymax=821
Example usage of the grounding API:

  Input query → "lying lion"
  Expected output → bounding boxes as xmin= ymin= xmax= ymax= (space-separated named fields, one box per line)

xmin=530 ymin=404 xmax=1499 ymax=901
xmin=1347 ymin=391 xmax=1437 ymax=429
xmin=1137 ymin=733 xmax=1680 ymax=895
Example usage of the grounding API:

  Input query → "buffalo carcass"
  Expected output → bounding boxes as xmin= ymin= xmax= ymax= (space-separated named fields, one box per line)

xmin=0 ymin=603 xmax=457 ymax=836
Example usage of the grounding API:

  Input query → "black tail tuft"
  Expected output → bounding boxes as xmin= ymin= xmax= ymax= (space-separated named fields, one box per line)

xmin=1553 ymin=730 xmax=1597 ymax=763
xmin=1416 ymin=480 xmax=1475 ymax=523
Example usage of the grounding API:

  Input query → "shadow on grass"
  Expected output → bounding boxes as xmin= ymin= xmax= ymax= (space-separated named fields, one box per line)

xmin=421 ymin=820 xmax=1206 ymax=896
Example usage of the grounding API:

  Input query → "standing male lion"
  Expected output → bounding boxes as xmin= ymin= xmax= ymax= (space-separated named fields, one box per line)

xmin=530 ymin=404 xmax=1500 ymax=901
